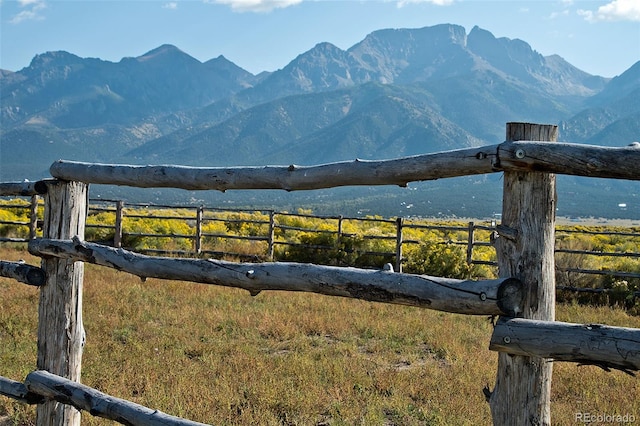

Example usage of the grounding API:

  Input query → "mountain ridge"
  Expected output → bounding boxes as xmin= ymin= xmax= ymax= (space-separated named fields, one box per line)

xmin=1 ymin=24 xmax=638 ymax=218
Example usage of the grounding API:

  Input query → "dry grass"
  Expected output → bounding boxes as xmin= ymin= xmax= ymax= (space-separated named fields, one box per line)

xmin=1 ymin=246 xmax=638 ymax=425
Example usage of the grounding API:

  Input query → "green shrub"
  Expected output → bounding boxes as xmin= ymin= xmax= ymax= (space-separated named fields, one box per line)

xmin=122 ymin=216 xmax=194 ymax=251
xmin=277 ymin=231 xmax=339 ymax=265
xmin=403 ymin=241 xmax=470 ymax=279
xmin=0 ymin=209 xmax=28 ymax=238
xmin=85 ymin=211 xmax=117 ymax=244
xmin=0 ymin=200 xmax=32 ymax=239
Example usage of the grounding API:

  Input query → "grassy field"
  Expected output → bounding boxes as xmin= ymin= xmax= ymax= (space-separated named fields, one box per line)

xmin=1 ymin=246 xmax=639 ymax=425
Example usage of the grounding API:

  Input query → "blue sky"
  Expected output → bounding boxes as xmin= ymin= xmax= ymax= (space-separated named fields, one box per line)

xmin=1 ymin=0 xmax=639 ymax=78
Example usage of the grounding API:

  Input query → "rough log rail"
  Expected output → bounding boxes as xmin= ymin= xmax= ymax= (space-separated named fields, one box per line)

xmin=490 ymin=317 xmax=640 ymax=374
xmin=0 ymin=180 xmax=48 ymax=196
xmin=0 ymin=375 xmax=43 ymax=405
xmin=21 ymin=370 xmax=209 ymax=426
xmin=0 ymin=260 xmax=46 ymax=286
xmin=28 ymin=237 xmax=524 ymax=316
xmin=48 ymin=141 xmax=640 ymax=191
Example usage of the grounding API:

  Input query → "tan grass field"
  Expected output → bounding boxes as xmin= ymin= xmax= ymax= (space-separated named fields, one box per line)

xmin=1 ymin=246 xmax=638 ymax=425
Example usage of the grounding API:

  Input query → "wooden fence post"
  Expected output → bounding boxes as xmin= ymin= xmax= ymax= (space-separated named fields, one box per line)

xmin=29 ymin=195 xmax=39 ymax=240
xmin=466 ymin=221 xmax=474 ymax=266
xmin=336 ymin=215 xmax=344 ymax=266
xmin=36 ymin=180 xmax=87 ymax=426
xmin=114 ymin=200 xmax=124 ymax=248
xmin=395 ymin=217 xmax=403 ymax=273
xmin=268 ymin=211 xmax=276 ymax=261
xmin=489 ymin=123 xmax=557 ymax=425
xmin=195 ymin=205 xmax=203 ymax=255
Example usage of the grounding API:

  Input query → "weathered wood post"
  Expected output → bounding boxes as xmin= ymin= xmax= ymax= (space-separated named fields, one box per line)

xmin=195 ymin=205 xmax=203 ymax=255
xmin=114 ymin=200 xmax=124 ymax=248
xmin=466 ymin=221 xmax=474 ymax=267
xmin=29 ymin=195 xmax=39 ymax=240
xmin=489 ymin=123 xmax=557 ymax=425
xmin=395 ymin=217 xmax=403 ymax=273
xmin=268 ymin=210 xmax=276 ymax=261
xmin=336 ymin=215 xmax=344 ymax=266
xmin=36 ymin=180 xmax=87 ymax=426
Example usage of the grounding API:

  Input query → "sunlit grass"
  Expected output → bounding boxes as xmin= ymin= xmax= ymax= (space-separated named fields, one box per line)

xmin=1 ymin=246 xmax=638 ymax=425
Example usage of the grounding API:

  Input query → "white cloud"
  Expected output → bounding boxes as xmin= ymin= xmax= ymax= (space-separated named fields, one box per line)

xmin=397 ymin=0 xmax=454 ymax=6
xmin=208 ymin=0 xmax=453 ymax=12
xmin=162 ymin=2 xmax=178 ymax=9
xmin=578 ymin=0 xmax=640 ymax=22
xmin=549 ymin=9 xmax=569 ymax=19
xmin=208 ymin=0 xmax=302 ymax=13
xmin=10 ymin=0 xmax=46 ymax=24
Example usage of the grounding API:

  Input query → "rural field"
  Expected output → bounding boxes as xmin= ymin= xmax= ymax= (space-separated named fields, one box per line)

xmin=1 ymin=245 xmax=639 ymax=425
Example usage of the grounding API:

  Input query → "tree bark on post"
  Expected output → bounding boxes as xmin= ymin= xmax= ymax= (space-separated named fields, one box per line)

xmin=336 ymin=215 xmax=343 ymax=266
xmin=395 ymin=217 xmax=403 ymax=273
xmin=489 ymin=123 xmax=557 ymax=425
xmin=466 ymin=221 xmax=474 ymax=267
xmin=195 ymin=205 xmax=203 ymax=255
xmin=36 ymin=180 xmax=87 ymax=426
xmin=30 ymin=195 xmax=39 ymax=240
xmin=268 ymin=211 xmax=276 ymax=261
xmin=114 ymin=200 xmax=124 ymax=248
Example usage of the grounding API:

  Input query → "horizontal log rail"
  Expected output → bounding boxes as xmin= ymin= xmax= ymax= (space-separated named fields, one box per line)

xmin=346 ymin=217 xmax=397 ymax=225
xmin=497 ymin=141 xmax=640 ymax=180
xmin=4 ymin=198 xmax=640 ymax=283
xmin=555 ymin=248 xmax=640 ymax=258
xmin=204 ymin=217 xmax=270 ymax=225
xmin=404 ymin=223 xmax=468 ymax=232
xmin=277 ymin=224 xmax=337 ymax=233
xmin=28 ymin=237 xmax=524 ymax=316
xmin=202 ymin=233 xmax=268 ymax=242
xmin=48 ymin=145 xmax=499 ymax=190
xmin=87 ymin=206 xmax=116 ymax=213
xmin=558 ymin=228 xmax=640 ymax=237
xmin=0 ymin=220 xmax=30 ymax=226
xmin=22 ymin=370 xmax=209 ymax=426
xmin=277 ymin=211 xmax=344 ymax=221
xmin=0 ymin=237 xmax=32 ymax=243
xmin=489 ymin=317 xmax=640 ymax=374
xmin=557 ymin=267 xmax=640 ymax=280
xmin=0 ymin=180 xmax=49 ymax=196
xmin=48 ymin=141 xmax=640 ymax=191
xmin=124 ymin=232 xmax=194 ymax=239
xmin=125 ymin=213 xmax=196 ymax=220
xmin=0 ymin=375 xmax=43 ymax=404
xmin=85 ymin=224 xmax=114 ymax=230
xmin=0 ymin=260 xmax=46 ymax=286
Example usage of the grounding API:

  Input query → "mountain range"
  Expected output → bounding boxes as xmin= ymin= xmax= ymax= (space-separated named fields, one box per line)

xmin=1 ymin=24 xmax=639 ymax=219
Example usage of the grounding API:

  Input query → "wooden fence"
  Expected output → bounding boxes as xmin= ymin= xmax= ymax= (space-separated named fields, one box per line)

xmin=1 ymin=198 xmax=495 ymax=266
xmin=1 ymin=122 xmax=640 ymax=425
xmin=3 ymin=197 xmax=640 ymax=285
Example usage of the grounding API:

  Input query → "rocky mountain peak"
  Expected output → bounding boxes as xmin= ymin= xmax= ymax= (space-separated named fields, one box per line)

xmin=136 ymin=44 xmax=201 ymax=67
xmin=587 ymin=60 xmax=640 ymax=105
xmin=27 ymin=50 xmax=84 ymax=70
xmin=1 ymin=24 xmax=634 ymax=196
xmin=467 ymin=25 xmax=544 ymax=71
